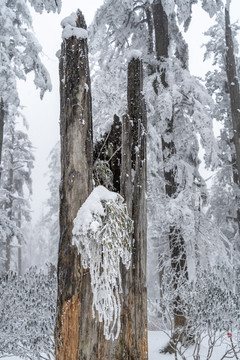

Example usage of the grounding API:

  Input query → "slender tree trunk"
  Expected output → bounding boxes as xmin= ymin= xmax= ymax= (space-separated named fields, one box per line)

xmin=151 ymin=0 xmax=169 ymax=88
xmin=0 ymin=99 xmax=4 ymax=181
xmin=119 ymin=57 xmax=148 ymax=360
xmin=225 ymin=7 xmax=240 ymax=180
xmin=225 ymin=6 xmax=240 ymax=234
xmin=152 ymin=0 xmax=188 ymax=339
xmin=17 ymin=212 xmax=22 ymax=276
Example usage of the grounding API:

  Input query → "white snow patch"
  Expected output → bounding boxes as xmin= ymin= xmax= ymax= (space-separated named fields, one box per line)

xmin=127 ymin=49 xmax=142 ymax=61
xmin=61 ymin=13 xmax=88 ymax=40
xmin=72 ymin=185 xmax=118 ymax=233
xmin=61 ymin=12 xmax=77 ymax=28
xmin=55 ymin=49 xmax=61 ymax=59
xmin=62 ymin=25 xmax=88 ymax=40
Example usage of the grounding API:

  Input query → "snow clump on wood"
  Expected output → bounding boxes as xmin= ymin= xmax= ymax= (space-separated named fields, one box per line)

xmin=127 ymin=49 xmax=142 ymax=61
xmin=72 ymin=185 xmax=133 ymax=340
xmin=61 ymin=12 xmax=88 ymax=40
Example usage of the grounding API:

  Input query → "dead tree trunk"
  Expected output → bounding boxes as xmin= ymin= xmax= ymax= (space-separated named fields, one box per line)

xmin=55 ymin=10 xmax=97 ymax=360
xmin=55 ymin=11 xmax=147 ymax=360
xmin=152 ymin=0 xmax=188 ymax=339
xmin=119 ymin=57 xmax=148 ymax=360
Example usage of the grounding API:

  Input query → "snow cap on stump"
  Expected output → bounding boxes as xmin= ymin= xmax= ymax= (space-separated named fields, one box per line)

xmin=61 ymin=10 xmax=88 ymax=40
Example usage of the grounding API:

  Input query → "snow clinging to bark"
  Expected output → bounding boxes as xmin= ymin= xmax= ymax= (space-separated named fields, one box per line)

xmin=72 ymin=185 xmax=133 ymax=340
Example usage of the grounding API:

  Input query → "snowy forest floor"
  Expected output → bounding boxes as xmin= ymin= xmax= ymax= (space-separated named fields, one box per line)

xmin=148 ymin=331 xmax=236 ymax=359
xmin=2 ymin=331 xmax=236 ymax=360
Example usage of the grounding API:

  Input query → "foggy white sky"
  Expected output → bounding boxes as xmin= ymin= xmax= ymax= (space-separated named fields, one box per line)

xmin=19 ymin=0 xmax=240 ymax=224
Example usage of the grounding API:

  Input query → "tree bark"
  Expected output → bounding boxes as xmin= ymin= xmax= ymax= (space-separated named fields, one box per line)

xmin=55 ymin=12 xmax=147 ymax=360
xmin=119 ymin=57 xmax=148 ymax=360
xmin=225 ymin=7 xmax=240 ymax=234
xmin=151 ymin=0 xmax=169 ymax=88
xmin=225 ymin=7 xmax=240 ymax=182
xmin=55 ymin=10 xmax=97 ymax=360
xmin=17 ymin=212 xmax=22 ymax=276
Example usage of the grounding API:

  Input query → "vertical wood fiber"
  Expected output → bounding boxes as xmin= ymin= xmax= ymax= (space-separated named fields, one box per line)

xmin=55 ymin=10 xmax=98 ymax=360
xmin=119 ymin=58 xmax=148 ymax=360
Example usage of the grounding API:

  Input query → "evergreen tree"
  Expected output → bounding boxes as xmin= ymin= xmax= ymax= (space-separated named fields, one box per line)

xmin=89 ymin=1 xmax=223 ymax=346
xmin=0 ymin=113 xmax=34 ymax=274
xmin=203 ymin=2 xmax=240 ymax=276
xmin=0 ymin=0 xmax=61 ymax=273
xmin=0 ymin=0 xmax=61 ymax=151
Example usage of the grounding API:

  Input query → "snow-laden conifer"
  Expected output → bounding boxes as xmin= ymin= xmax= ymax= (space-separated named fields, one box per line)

xmin=0 ymin=0 xmax=60 ymax=273
xmin=0 ymin=111 xmax=34 ymax=273
xmin=203 ymin=7 xmax=240 ymax=265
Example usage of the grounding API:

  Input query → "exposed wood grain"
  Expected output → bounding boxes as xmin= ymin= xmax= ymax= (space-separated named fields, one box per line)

xmin=120 ymin=57 xmax=148 ymax=360
xmin=55 ymin=10 xmax=97 ymax=360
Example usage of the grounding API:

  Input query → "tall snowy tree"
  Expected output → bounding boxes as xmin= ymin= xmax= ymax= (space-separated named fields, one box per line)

xmin=225 ymin=2 xmax=240 ymax=182
xmin=0 ymin=114 xmax=34 ymax=274
xmin=203 ymin=2 xmax=240 ymax=275
xmin=0 ymin=0 xmax=61 ymax=273
xmin=0 ymin=0 xmax=61 ymax=156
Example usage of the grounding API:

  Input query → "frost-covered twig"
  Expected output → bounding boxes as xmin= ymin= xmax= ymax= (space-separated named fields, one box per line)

xmin=72 ymin=186 xmax=133 ymax=340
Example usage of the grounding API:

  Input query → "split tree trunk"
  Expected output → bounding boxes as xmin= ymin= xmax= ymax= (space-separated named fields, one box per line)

xmin=119 ymin=57 xmax=148 ymax=360
xmin=152 ymin=0 xmax=188 ymax=337
xmin=55 ymin=11 xmax=147 ymax=360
